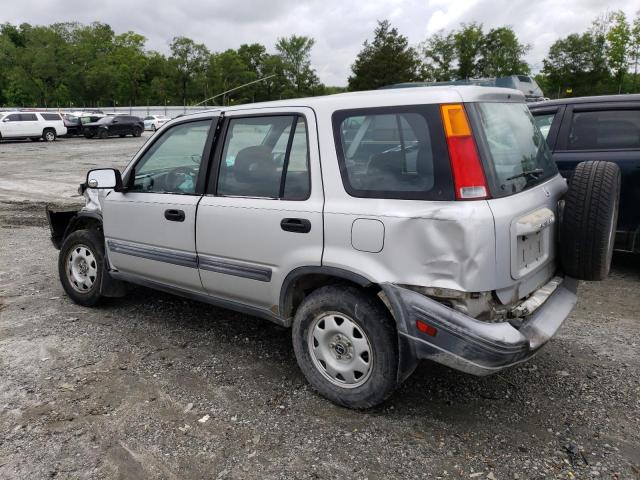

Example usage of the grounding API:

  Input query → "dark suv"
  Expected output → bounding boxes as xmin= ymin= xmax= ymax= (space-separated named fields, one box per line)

xmin=530 ymin=95 xmax=640 ymax=253
xmin=83 ymin=115 xmax=144 ymax=139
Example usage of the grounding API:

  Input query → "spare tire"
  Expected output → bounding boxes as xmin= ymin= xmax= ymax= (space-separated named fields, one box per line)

xmin=559 ymin=161 xmax=620 ymax=281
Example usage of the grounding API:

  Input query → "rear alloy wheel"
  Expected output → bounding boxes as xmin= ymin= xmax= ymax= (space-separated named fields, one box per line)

xmin=292 ymin=285 xmax=399 ymax=409
xmin=58 ymin=229 xmax=105 ymax=306
xmin=43 ymin=129 xmax=56 ymax=142
xmin=560 ymin=161 xmax=621 ymax=281
xmin=132 ymin=127 xmax=142 ymax=137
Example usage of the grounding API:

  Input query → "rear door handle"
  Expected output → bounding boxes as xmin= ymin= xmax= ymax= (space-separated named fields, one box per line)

xmin=164 ymin=209 xmax=185 ymax=222
xmin=281 ymin=218 xmax=311 ymax=233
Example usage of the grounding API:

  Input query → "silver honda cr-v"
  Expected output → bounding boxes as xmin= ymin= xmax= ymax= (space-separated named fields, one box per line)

xmin=47 ymin=86 xmax=620 ymax=408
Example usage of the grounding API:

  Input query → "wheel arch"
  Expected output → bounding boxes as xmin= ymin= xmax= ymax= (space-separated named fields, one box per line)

xmin=281 ymin=266 xmax=419 ymax=387
xmin=47 ymin=208 xmax=103 ymax=250
xmin=279 ymin=266 xmax=378 ymax=323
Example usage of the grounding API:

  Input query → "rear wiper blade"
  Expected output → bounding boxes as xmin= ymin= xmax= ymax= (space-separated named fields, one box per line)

xmin=505 ymin=168 xmax=544 ymax=181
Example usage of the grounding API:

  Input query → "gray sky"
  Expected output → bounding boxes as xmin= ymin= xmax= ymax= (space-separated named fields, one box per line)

xmin=3 ymin=0 xmax=639 ymax=85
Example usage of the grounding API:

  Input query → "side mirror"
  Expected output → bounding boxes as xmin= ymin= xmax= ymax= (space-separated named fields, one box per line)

xmin=86 ymin=168 xmax=123 ymax=190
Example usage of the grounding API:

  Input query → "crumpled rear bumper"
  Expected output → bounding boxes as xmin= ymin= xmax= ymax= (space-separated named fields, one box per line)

xmin=383 ymin=276 xmax=578 ymax=376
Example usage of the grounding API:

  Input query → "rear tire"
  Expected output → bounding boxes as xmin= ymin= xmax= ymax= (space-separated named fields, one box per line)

xmin=98 ymin=129 xmax=108 ymax=139
xmin=292 ymin=285 xmax=399 ymax=409
xmin=132 ymin=127 xmax=142 ymax=137
xmin=559 ymin=161 xmax=621 ymax=281
xmin=43 ymin=129 xmax=56 ymax=142
xmin=58 ymin=229 xmax=105 ymax=306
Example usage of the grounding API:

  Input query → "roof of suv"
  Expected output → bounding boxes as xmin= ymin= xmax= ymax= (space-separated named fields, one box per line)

xmin=529 ymin=93 xmax=640 ymax=108
xmin=185 ymin=86 xmax=525 ymax=120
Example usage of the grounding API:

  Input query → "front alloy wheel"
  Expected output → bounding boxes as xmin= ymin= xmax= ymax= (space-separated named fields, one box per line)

xmin=58 ymin=229 xmax=105 ymax=306
xmin=66 ymin=244 xmax=98 ymax=292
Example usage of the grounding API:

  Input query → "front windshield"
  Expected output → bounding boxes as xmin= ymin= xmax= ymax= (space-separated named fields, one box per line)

xmin=476 ymin=102 xmax=557 ymax=196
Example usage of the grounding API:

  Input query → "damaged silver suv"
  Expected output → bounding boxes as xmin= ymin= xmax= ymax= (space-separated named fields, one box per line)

xmin=48 ymin=87 xmax=620 ymax=408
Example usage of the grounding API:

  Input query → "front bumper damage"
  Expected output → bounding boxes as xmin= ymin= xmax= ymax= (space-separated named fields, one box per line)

xmin=383 ymin=276 xmax=578 ymax=376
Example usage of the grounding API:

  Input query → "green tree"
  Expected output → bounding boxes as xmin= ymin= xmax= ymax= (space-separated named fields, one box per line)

xmin=606 ymin=11 xmax=631 ymax=92
xmin=454 ymin=23 xmax=484 ymax=78
xmin=169 ymin=36 xmax=210 ymax=106
xmin=422 ymin=31 xmax=456 ymax=81
xmin=348 ymin=20 xmax=421 ymax=90
xmin=275 ymin=35 xmax=320 ymax=95
xmin=541 ymin=32 xmax=610 ymax=97
xmin=478 ymin=27 xmax=530 ymax=77
xmin=631 ymin=13 xmax=640 ymax=91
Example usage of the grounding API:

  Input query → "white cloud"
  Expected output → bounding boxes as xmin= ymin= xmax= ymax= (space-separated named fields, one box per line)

xmin=2 ymin=0 xmax=639 ymax=85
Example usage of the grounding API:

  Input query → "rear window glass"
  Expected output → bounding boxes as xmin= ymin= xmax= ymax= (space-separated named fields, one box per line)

xmin=332 ymin=105 xmax=453 ymax=200
xmin=21 ymin=113 xmax=37 ymax=121
xmin=474 ymin=102 xmax=557 ymax=196
xmin=41 ymin=113 xmax=61 ymax=121
xmin=568 ymin=110 xmax=640 ymax=150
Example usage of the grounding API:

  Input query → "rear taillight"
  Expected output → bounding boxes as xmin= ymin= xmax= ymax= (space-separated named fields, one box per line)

xmin=440 ymin=104 xmax=489 ymax=200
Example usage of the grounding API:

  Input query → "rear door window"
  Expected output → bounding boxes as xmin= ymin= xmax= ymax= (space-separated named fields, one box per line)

xmin=216 ymin=115 xmax=310 ymax=200
xmin=568 ymin=109 xmax=640 ymax=150
xmin=20 ymin=113 xmax=38 ymax=121
xmin=41 ymin=113 xmax=62 ymax=121
xmin=332 ymin=105 xmax=453 ymax=200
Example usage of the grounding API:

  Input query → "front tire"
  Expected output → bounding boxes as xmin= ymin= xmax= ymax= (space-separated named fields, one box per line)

xmin=58 ymin=229 xmax=105 ymax=306
xmin=292 ymin=285 xmax=399 ymax=409
xmin=132 ymin=127 xmax=142 ymax=137
xmin=98 ymin=129 xmax=108 ymax=139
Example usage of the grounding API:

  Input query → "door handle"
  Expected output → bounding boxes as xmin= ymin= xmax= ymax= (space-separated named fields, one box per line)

xmin=164 ymin=209 xmax=185 ymax=222
xmin=281 ymin=218 xmax=311 ymax=233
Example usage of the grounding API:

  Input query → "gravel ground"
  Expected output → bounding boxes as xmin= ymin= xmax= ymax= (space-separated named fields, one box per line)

xmin=0 ymin=136 xmax=639 ymax=479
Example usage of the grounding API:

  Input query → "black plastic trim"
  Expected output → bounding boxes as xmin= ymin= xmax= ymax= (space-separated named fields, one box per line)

xmin=198 ymin=255 xmax=272 ymax=282
xmin=106 ymin=239 xmax=197 ymax=269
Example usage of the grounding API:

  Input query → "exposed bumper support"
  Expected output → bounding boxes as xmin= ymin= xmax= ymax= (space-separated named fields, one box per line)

xmin=383 ymin=276 xmax=578 ymax=376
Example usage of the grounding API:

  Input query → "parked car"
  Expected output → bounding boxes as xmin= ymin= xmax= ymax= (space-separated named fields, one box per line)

xmin=143 ymin=115 xmax=171 ymax=131
xmin=529 ymin=94 xmax=640 ymax=253
xmin=83 ymin=115 xmax=144 ymax=139
xmin=0 ymin=111 xmax=67 ymax=141
xmin=47 ymin=86 xmax=619 ymax=408
xmin=63 ymin=113 xmax=104 ymax=136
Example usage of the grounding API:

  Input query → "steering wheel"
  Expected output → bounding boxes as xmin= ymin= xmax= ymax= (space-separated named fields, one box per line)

xmin=165 ymin=166 xmax=196 ymax=192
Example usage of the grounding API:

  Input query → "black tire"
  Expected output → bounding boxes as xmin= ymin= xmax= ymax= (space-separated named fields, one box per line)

xmin=292 ymin=285 xmax=399 ymax=409
xmin=132 ymin=127 xmax=142 ymax=137
xmin=152 ymin=124 xmax=157 ymax=132
xmin=98 ymin=129 xmax=108 ymax=139
xmin=559 ymin=161 xmax=621 ymax=281
xmin=84 ymin=131 xmax=95 ymax=139
xmin=43 ymin=128 xmax=56 ymax=142
xmin=58 ymin=229 xmax=105 ymax=307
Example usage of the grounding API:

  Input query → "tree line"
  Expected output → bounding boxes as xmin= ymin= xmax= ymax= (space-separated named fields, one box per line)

xmin=0 ymin=10 xmax=638 ymax=108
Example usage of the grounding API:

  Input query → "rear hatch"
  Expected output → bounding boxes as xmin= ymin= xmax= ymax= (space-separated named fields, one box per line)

xmin=466 ymin=101 xmax=566 ymax=304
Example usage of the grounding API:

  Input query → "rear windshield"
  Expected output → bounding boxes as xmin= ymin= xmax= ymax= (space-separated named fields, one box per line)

xmin=472 ymin=102 xmax=557 ymax=197
xmin=332 ymin=105 xmax=453 ymax=200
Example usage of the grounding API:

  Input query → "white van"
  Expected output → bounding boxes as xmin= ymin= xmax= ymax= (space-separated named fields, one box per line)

xmin=0 ymin=111 xmax=67 ymax=142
